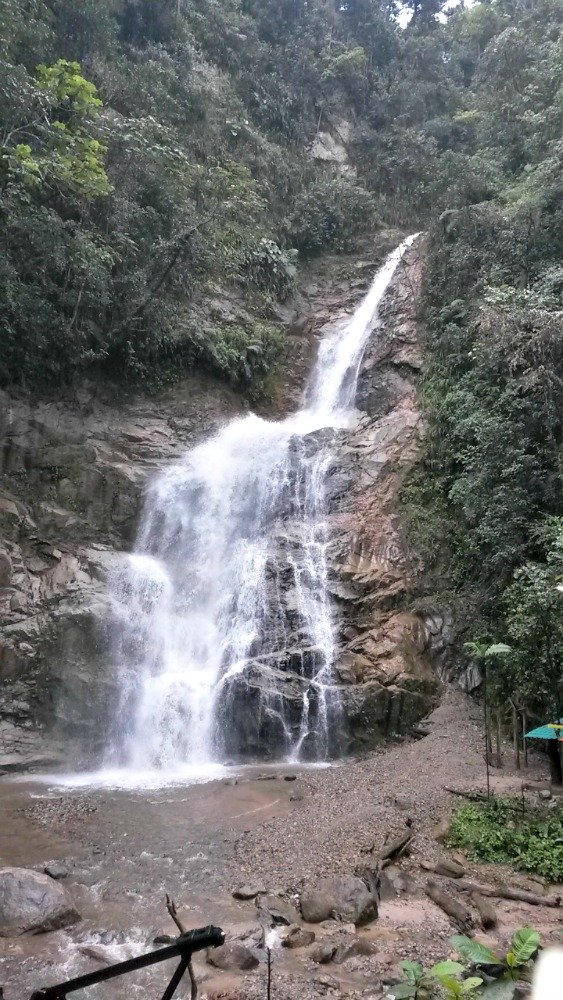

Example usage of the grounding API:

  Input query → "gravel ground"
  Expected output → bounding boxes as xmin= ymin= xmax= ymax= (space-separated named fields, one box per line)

xmin=234 ymin=688 xmax=494 ymax=889
xmin=2 ymin=688 xmax=561 ymax=1000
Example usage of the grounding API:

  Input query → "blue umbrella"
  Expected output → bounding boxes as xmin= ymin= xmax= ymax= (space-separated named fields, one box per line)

xmin=524 ymin=719 xmax=563 ymax=740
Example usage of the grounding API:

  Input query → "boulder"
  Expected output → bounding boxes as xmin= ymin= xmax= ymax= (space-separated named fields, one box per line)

xmin=311 ymin=943 xmax=337 ymax=964
xmin=282 ymin=925 xmax=315 ymax=949
xmin=300 ymin=876 xmax=378 ymax=926
xmin=207 ymin=942 xmax=259 ymax=971
xmin=256 ymin=893 xmax=300 ymax=927
xmin=333 ymin=938 xmax=377 ymax=964
xmin=0 ymin=867 xmax=80 ymax=936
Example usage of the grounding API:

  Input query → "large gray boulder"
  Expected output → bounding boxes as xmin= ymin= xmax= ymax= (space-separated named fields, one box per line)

xmin=300 ymin=876 xmax=378 ymax=926
xmin=0 ymin=867 xmax=80 ymax=936
xmin=207 ymin=942 xmax=259 ymax=971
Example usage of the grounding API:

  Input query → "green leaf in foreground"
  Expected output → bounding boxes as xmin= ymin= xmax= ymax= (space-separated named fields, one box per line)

xmin=508 ymin=926 xmax=540 ymax=965
xmin=399 ymin=961 xmax=424 ymax=983
xmin=461 ymin=979 xmax=485 ymax=995
xmin=450 ymin=935 xmax=500 ymax=965
xmin=387 ymin=984 xmax=416 ymax=1000
xmin=430 ymin=961 xmax=465 ymax=977
xmin=480 ymin=980 xmax=516 ymax=1000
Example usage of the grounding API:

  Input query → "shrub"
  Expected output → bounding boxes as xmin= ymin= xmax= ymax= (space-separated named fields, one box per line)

xmin=244 ymin=239 xmax=298 ymax=300
xmin=285 ymin=174 xmax=376 ymax=256
xmin=448 ymin=797 xmax=563 ymax=882
xmin=202 ymin=321 xmax=287 ymax=398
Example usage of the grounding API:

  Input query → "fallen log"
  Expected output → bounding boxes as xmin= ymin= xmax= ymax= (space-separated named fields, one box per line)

xmin=425 ymin=879 xmax=474 ymax=931
xmin=443 ymin=787 xmax=490 ymax=802
xmin=470 ymin=891 xmax=498 ymax=930
xmin=439 ymin=879 xmax=561 ymax=909
xmin=420 ymin=859 xmax=466 ymax=879
xmin=411 ymin=726 xmax=431 ymax=740
xmin=377 ymin=829 xmax=413 ymax=868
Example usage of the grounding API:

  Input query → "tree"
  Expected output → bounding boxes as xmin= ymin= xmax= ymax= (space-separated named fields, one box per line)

xmin=404 ymin=0 xmax=448 ymax=24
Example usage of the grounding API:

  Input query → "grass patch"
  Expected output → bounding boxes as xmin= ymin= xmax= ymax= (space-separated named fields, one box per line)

xmin=448 ymin=796 xmax=563 ymax=882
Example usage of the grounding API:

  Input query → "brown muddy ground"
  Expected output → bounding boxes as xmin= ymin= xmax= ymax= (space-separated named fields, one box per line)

xmin=1 ymin=690 xmax=561 ymax=1000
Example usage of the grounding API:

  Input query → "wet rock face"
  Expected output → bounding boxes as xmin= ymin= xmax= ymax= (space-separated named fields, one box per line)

xmin=0 ymin=378 xmax=246 ymax=769
xmin=318 ymin=249 xmax=443 ymax=748
xmin=216 ymin=248 xmax=443 ymax=755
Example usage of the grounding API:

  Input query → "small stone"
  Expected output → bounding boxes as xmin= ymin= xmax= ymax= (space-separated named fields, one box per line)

xmin=153 ymin=933 xmax=176 ymax=945
xmin=44 ymin=863 xmax=69 ymax=880
xmin=79 ymin=945 xmax=113 ymax=965
xmin=283 ymin=775 xmax=297 ymax=782
xmin=539 ymin=789 xmax=552 ymax=800
xmin=433 ymin=818 xmax=451 ymax=843
xmin=232 ymin=885 xmax=266 ymax=901
xmin=290 ymin=788 xmax=306 ymax=802
xmin=282 ymin=925 xmax=315 ymax=949
xmin=256 ymin=893 xmax=300 ymax=926
xmin=394 ymin=795 xmax=410 ymax=810
xmin=10 ymin=593 xmax=25 ymax=612
xmin=300 ymin=876 xmax=378 ymax=926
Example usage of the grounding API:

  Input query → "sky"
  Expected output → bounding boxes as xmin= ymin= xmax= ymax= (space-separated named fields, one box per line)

xmin=398 ymin=0 xmax=476 ymax=27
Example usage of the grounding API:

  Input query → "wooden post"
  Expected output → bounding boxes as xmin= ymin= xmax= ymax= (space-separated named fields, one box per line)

xmin=484 ymin=664 xmax=491 ymax=798
xmin=522 ymin=711 xmax=528 ymax=767
xmin=495 ymin=712 xmax=502 ymax=768
xmin=512 ymin=703 xmax=520 ymax=770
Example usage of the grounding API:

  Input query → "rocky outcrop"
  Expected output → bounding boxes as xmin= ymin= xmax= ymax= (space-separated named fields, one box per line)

xmin=321 ymin=247 xmax=444 ymax=747
xmin=0 ymin=377 xmax=247 ymax=768
xmin=0 ymin=867 xmax=80 ymax=936
xmin=214 ymin=246 xmax=444 ymax=757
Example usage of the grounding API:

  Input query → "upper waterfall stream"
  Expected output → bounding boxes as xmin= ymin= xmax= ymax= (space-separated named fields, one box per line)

xmin=99 ymin=236 xmax=417 ymax=783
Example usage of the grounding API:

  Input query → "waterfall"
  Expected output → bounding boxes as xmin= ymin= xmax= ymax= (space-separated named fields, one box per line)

xmin=106 ymin=235 xmax=417 ymax=772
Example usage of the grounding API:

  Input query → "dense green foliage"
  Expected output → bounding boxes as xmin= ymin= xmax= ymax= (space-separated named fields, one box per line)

xmin=399 ymin=1 xmax=563 ymax=719
xmin=3 ymin=0 xmax=559 ymax=399
xmin=449 ymin=798 xmax=563 ymax=882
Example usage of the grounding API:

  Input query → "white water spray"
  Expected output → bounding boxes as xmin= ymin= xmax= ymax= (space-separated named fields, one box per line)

xmin=106 ymin=235 xmax=418 ymax=773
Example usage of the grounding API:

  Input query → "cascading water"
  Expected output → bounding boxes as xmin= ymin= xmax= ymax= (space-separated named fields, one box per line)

xmin=106 ymin=235 xmax=418 ymax=774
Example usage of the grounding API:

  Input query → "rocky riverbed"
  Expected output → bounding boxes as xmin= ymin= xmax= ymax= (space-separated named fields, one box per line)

xmin=1 ymin=689 xmax=561 ymax=1000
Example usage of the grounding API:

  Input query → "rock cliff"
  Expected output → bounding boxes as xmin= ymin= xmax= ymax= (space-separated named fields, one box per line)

xmin=0 ymin=239 xmax=448 ymax=771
